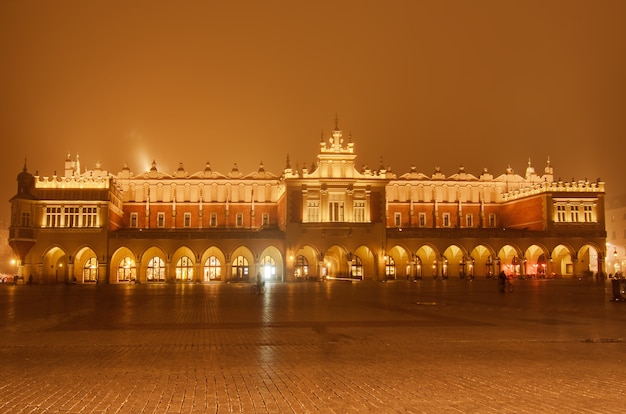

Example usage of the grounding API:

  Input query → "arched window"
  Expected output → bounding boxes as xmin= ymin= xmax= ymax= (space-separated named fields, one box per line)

xmin=261 ymin=255 xmax=277 ymax=281
xmin=175 ymin=256 xmax=194 ymax=281
xmin=294 ymin=255 xmax=309 ymax=280
xmin=83 ymin=257 xmax=98 ymax=282
xmin=118 ymin=256 xmax=136 ymax=282
xmin=204 ymin=256 xmax=222 ymax=281
xmin=385 ymin=256 xmax=396 ymax=279
xmin=231 ymin=256 xmax=249 ymax=280
xmin=147 ymin=256 xmax=165 ymax=282
xmin=351 ymin=255 xmax=363 ymax=279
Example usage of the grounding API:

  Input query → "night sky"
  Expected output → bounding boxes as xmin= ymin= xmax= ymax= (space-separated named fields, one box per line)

xmin=2 ymin=0 xmax=626 ymax=223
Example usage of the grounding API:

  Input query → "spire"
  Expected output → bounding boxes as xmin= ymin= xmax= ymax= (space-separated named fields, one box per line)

xmin=334 ymin=114 xmax=339 ymax=131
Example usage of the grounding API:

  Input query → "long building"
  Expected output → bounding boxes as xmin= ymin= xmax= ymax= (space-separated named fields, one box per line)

xmin=8 ymin=122 xmax=607 ymax=284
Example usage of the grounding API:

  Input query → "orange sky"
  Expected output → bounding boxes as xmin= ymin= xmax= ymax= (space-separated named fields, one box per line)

xmin=1 ymin=0 xmax=626 ymax=222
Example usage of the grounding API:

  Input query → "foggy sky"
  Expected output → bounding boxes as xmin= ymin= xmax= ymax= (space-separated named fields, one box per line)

xmin=2 ymin=0 xmax=626 ymax=223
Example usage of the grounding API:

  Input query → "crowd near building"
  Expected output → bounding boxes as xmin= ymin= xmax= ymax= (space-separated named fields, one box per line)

xmin=8 ymin=121 xmax=607 ymax=284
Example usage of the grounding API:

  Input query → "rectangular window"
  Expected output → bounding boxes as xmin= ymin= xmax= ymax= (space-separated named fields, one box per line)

xmin=556 ymin=204 xmax=566 ymax=222
xmin=21 ymin=212 xmax=30 ymax=227
xmin=45 ymin=207 xmax=62 ymax=227
xmin=394 ymin=212 xmax=402 ymax=227
xmin=583 ymin=204 xmax=593 ymax=222
xmin=262 ymin=213 xmax=269 ymax=227
xmin=443 ymin=213 xmax=450 ymax=227
xmin=65 ymin=207 xmax=79 ymax=228
xmin=306 ymin=200 xmax=320 ymax=222
xmin=329 ymin=201 xmax=344 ymax=222
xmin=466 ymin=214 xmax=473 ymax=228
xmin=236 ymin=213 xmax=243 ymax=227
xmin=210 ymin=213 xmax=217 ymax=227
xmin=418 ymin=212 xmax=426 ymax=227
xmin=157 ymin=212 xmax=165 ymax=228
xmin=353 ymin=201 xmax=366 ymax=222
xmin=184 ymin=212 xmax=191 ymax=227
xmin=570 ymin=204 xmax=579 ymax=222
xmin=82 ymin=207 xmax=97 ymax=227
xmin=489 ymin=213 xmax=496 ymax=227
xmin=130 ymin=213 xmax=138 ymax=228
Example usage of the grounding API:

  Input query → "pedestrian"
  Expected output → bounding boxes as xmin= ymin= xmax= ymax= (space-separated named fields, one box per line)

xmin=498 ymin=271 xmax=507 ymax=292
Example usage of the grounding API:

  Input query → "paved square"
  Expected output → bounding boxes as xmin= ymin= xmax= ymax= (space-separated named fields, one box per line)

xmin=1 ymin=279 xmax=625 ymax=413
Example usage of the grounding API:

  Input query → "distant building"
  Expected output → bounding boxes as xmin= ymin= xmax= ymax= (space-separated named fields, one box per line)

xmin=604 ymin=193 xmax=626 ymax=276
xmin=8 ymin=122 xmax=607 ymax=284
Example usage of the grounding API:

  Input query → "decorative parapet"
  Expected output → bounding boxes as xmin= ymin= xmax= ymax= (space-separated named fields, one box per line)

xmin=501 ymin=179 xmax=605 ymax=201
xmin=34 ymin=174 xmax=111 ymax=189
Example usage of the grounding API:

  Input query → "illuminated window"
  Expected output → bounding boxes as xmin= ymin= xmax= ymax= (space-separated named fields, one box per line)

xmin=231 ymin=256 xmax=249 ymax=280
xmin=130 ymin=213 xmax=138 ymax=228
xmin=64 ymin=207 xmax=79 ymax=228
xmin=583 ymin=204 xmax=593 ymax=222
xmin=261 ymin=255 xmax=277 ymax=281
xmin=236 ymin=213 xmax=243 ymax=227
xmin=117 ymin=257 xmax=136 ymax=282
xmin=556 ymin=204 xmax=566 ymax=222
xmin=157 ymin=212 xmax=165 ymax=227
xmin=147 ymin=256 xmax=165 ymax=282
xmin=262 ymin=213 xmax=269 ymax=227
xmin=306 ymin=200 xmax=320 ymax=222
xmin=175 ymin=256 xmax=194 ymax=281
xmin=82 ymin=207 xmax=98 ymax=227
xmin=183 ymin=212 xmax=191 ymax=227
xmin=570 ymin=204 xmax=579 ymax=222
xmin=466 ymin=214 xmax=473 ymax=227
xmin=418 ymin=212 xmax=426 ymax=227
xmin=443 ymin=213 xmax=450 ymax=227
xmin=45 ymin=207 xmax=62 ymax=227
xmin=385 ymin=256 xmax=396 ymax=278
xmin=329 ymin=201 xmax=344 ymax=222
xmin=350 ymin=255 xmax=363 ymax=279
xmin=354 ymin=201 xmax=366 ymax=222
xmin=294 ymin=255 xmax=309 ymax=279
xmin=21 ymin=212 xmax=30 ymax=227
xmin=203 ymin=256 xmax=221 ymax=281
xmin=394 ymin=212 xmax=401 ymax=227
xmin=210 ymin=213 xmax=217 ymax=227
xmin=83 ymin=257 xmax=98 ymax=282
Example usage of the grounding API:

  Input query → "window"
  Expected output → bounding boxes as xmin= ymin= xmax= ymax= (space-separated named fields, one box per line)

xmin=443 ymin=213 xmax=450 ymax=227
xmin=236 ymin=213 xmax=243 ymax=227
xmin=147 ymin=256 xmax=165 ymax=282
xmin=570 ymin=204 xmax=579 ymax=222
xmin=294 ymin=255 xmax=309 ymax=279
xmin=21 ymin=212 xmax=30 ymax=227
xmin=350 ymin=255 xmax=363 ymax=279
xmin=175 ymin=256 xmax=194 ymax=281
xmin=45 ymin=207 xmax=61 ymax=227
xmin=418 ymin=212 xmax=426 ymax=227
xmin=262 ymin=213 xmax=269 ymax=227
xmin=157 ymin=212 xmax=165 ymax=227
xmin=385 ymin=256 xmax=396 ymax=279
xmin=210 ymin=213 xmax=217 ymax=227
xmin=83 ymin=257 xmax=98 ymax=282
xmin=203 ymin=256 xmax=222 ymax=281
xmin=232 ymin=256 xmax=249 ymax=280
xmin=261 ymin=255 xmax=277 ymax=281
xmin=583 ymin=204 xmax=593 ymax=222
xmin=306 ymin=200 xmax=320 ymax=222
xmin=394 ymin=212 xmax=402 ymax=227
xmin=64 ymin=207 xmax=79 ymax=228
xmin=82 ymin=207 xmax=97 ymax=227
xmin=117 ymin=257 xmax=136 ymax=282
xmin=556 ymin=204 xmax=566 ymax=222
xmin=489 ymin=214 xmax=496 ymax=227
xmin=354 ymin=201 xmax=366 ymax=222
xmin=184 ymin=212 xmax=191 ymax=227
xmin=329 ymin=201 xmax=344 ymax=222
xmin=130 ymin=213 xmax=138 ymax=228
xmin=466 ymin=214 xmax=473 ymax=228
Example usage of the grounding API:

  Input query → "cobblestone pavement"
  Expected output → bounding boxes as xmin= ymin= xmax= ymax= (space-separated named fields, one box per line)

xmin=1 ymin=278 xmax=625 ymax=413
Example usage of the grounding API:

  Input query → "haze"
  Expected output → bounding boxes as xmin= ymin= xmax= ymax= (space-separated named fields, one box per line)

xmin=2 ymin=0 xmax=626 ymax=223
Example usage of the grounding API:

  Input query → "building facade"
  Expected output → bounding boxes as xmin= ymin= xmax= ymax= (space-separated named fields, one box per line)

xmin=9 ymin=123 xmax=607 ymax=284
